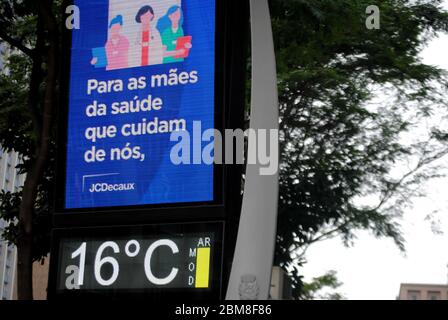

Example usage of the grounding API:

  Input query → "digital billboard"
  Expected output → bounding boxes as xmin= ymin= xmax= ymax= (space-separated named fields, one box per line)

xmin=64 ymin=0 xmax=216 ymax=209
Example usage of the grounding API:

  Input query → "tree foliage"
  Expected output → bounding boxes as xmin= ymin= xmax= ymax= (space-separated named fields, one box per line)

xmin=271 ymin=0 xmax=448 ymax=298
xmin=0 ymin=35 xmax=55 ymax=264
xmin=0 ymin=0 xmax=60 ymax=299
xmin=302 ymin=270 xmax=345 ymax=300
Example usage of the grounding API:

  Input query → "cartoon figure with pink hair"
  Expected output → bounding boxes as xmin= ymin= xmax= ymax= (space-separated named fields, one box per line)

xmin=91 ymin=15 xmax=129 ymax=70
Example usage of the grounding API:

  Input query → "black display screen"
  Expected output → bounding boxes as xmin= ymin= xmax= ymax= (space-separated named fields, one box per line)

xmin=49 ymin=222 xmax=224 ymax=299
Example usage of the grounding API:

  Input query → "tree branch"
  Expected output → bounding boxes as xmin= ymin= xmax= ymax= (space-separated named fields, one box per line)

xmin=0 ymin=30 xmax=34 ymax=58
xmin=27 ymin=16 xmax=45 ymax=144
xmin=372 ymin=142 xmax=448 ymax=213
xmin=289 ymin=223 xmax=350 ymax=260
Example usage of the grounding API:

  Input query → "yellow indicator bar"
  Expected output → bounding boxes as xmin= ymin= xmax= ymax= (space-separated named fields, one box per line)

xmin=195 ymin=247 xmax=211 ymax=288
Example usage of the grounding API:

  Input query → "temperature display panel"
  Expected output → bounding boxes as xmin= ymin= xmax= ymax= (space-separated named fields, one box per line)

xmin=49 ymin=222 xmax=224 ymax=299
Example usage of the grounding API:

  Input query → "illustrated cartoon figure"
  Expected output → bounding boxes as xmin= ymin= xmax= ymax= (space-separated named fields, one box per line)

xmin=135 ymin=5 xmax=163 ymax=66
xmin=104 ymin=15 xmax=130 ymax=70
xmin=157 ymin=5 xmax=192 ymax=64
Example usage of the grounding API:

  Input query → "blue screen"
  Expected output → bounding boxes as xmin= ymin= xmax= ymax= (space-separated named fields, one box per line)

xmin=65 ymin=0 xmax=215 ymax=209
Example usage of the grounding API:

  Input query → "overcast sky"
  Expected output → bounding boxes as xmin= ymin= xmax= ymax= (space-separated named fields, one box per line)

xmin=301 ymin=1 xmax=448 ymax=300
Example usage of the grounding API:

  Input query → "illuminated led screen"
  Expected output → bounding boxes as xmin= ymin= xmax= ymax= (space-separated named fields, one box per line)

xmin=65 ymin=0 xmax=216 ymax=209
xmin=55 ymin=224 xmax=221 ymax=292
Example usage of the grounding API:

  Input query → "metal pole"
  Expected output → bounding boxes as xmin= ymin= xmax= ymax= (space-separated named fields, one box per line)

xmin=226 ymin=0 xmax=279 ymax=300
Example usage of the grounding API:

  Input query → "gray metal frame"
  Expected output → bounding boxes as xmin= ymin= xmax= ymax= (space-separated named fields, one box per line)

xmin=226 ymin=0 xmax=279 ymax=300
